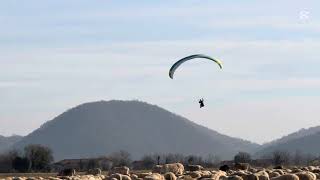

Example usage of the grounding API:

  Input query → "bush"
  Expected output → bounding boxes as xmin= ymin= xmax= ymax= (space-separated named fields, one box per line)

xmin=141 ymin=155 xmax=157 ymax=169
xmin=0 ymin=150 xmax=19 ymax=173
xmin=24 ymin=144 xmax=54 ymax=172
xmin=12 ymin=156 xmax=30 ymax=173
xmin=234 ymin=152 xmax=251 ymax=164
xmin=108 ymin=150 xmax=132 ymax=167
xmin=272 ymin=150 xmax=291 ymax=166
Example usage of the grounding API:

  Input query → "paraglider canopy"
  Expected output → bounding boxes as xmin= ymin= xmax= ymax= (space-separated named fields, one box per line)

xmin=169 ymin=54 xmax=222 ymax=79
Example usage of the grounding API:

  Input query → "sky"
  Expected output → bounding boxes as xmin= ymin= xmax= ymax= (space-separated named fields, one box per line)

xmin=1 ymin=0 xmax=320 ymax=144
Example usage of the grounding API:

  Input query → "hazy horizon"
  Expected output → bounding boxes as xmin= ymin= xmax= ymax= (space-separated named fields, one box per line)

xmin=1 ymin=1 xmax=320 ymax=144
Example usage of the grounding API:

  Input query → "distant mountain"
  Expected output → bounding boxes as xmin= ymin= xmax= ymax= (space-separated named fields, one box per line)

xmin=0 ymin=135 xmax=23 ymax=153
xmin=14 ymin=100 xmax=259 ymax=161
xmin=256 ymin=126 xmax=320 ymax=157
xmin=264 ymin=126 xmax=320 ymax=147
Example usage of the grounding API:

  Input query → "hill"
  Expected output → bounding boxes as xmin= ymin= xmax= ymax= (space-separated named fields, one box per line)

xmin=263 ymin=126 xmax=320 ymax=147
xmin=14 ymin=100 xmax=259 ymax=161
xmin=256 ymin=126 xmax=320 ymax=157
xmin=0 ymin=135 xmax=23 ymax=153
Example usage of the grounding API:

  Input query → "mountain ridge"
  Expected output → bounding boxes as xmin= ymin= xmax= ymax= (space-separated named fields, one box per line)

xmin=13 ymin=100 xmax=259 ymax=161
xmin=263 ymin=126 xmax=320 ymax=148
xmin=7 ymin=100 xmax=320 ymax=160
xmin=0 ymin=135 xmax=23 ymax=153
xmin=256 ymin=131 xmax=320 ymax=157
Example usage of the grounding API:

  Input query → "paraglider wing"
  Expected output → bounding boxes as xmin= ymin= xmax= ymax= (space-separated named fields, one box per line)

xmin=169 ymin=54 xmax=222 ymax=79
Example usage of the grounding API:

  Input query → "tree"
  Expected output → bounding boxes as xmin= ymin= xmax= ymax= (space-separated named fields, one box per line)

xmin=12 ymin=157 xmax=30 ymax=173
xmin=87 ymin=159 xmax=99 ymax=170
xmin=305 ymin=153 xmax=316 ymax=166
xmin=185 ymin=155 xmax=203 ymax=165
xmin=204 ymin=154 xmax=221 ymax=167
xmin=293 ymin=150 xmax=303 ymax=166
xmin=234 ymin=152 xmax=251 ymax=164
xmin=0 ymin=150 xmax=20 ymax=173
xmin=108 ymin=150 xmax=132 ymax=167
xmin=141 ymin=155 xmax=156 ymax=169
xmin=272 ymin=150 xmax=291 ymax=166
xmin=24 ymin=144 xmax=54 ymax=172
xmin=164 ymin=153 xmax=184 ymax=164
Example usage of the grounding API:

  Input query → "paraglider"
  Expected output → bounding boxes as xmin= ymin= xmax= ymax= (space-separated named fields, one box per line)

xmin=199 ymin=98 xmax=205 ymax=108
xmin=169 ymin=54 xmax=222 ymax=79
xmin=169 ymin=54 xmax=223 ymax=108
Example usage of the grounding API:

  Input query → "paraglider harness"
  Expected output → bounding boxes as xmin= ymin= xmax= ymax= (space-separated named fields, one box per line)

xmin=199 ymin=98 xmax=204 ymax=108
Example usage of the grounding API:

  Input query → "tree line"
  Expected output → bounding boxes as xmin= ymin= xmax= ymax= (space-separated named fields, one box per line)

xmin=1 ymin=145 xmax=319 ymax=173
xmin=234 ymin=151 xmax=319 ymax=167
xmin=0 ymin=144 xmax=53 ymax=173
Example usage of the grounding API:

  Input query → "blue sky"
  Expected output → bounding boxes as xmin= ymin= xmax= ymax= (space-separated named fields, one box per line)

xmin=1 ymin=1 xmax=320 ymax=143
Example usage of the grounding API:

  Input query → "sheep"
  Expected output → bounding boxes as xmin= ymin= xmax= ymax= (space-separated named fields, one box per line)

xmin=164 ymin=172 xmax=177 ymax=180
xmin=122 ymin=175 xmax=132 ymax=180
xmin=219 ymin=175 xmax=228 ymax=180
xmin=173 ymin=163 xmax=184 ymax=175
xmin=307 ymin=172 xmax=317 ymax=180
xmin=302 ymin=167 xmax=310 ymax=171
xmin=249 ymin=168 xmax=259 ymax=173
xmin=201 ymin=171 xmax=213 ymax=178
xmin=291 ymin=169 xmax=302 ymax=173
xmin=109 ymin=173 xmax=123 ymax=180
xmin=48 ymin=177 xmax=62 ymax=180
xmin=144 ymin=173 xmax=165 ymax=180
xmin=219 ymin=171 xmax=227 ymax=177
xmin=269 ymin=172 xmax=281 ymax=178
xmin=210 ymin=171 xmax=227 ymax=180
xmin=131 ymin=175 xmax=139 ymax=180
xmin=266 ymin=170 xmax=272 ymax=174
xmin=87 ymin=168 xmax=102 ymax=175
xmin=285 ymin=169 xmax=292 ymax=174
xmin=220 ymin=165 xmax=230 ymax=172
xmin=256 ymin=171 xmax=269 ymax=177
xmin=186 ymin=171 xmax=201 ymax=179
xmin=58 ymin=168 xmax=76 ymax=176
xmin=295 ymin=172 xmax=316 ymax=180
xmin=255 ymin=171 xmax=270 ymax=180
xmin=227 ymin=175 xmax=244 ymax=180
xmin=26 ymin=178 xmax=37 ymax=180
xmin=257 ymin=174 xmax=269 ymax=180
xmin=152 ymin=163 xmax=184 ymax=175
xmin=273 ymin=170 xmax=285 ymax=176
xmin=130 ymin=176 xmax=143 ymax=180
xmin=78 ymin=175 xmax=96 ymax=180
xmin=136 ymin=173 xmax=152 ymax=179
xmin=312 ymin=169 xmax=320 ymax=174
xmin=153 ymin=165 xmax=163 ymax=174
xmin=111 ymin=166 xmax=130 ymax=176
xmin=231 ymin=171 xmax=248 ymax=177
xmin=176 ymin=175 xmax=194 ymax=180
xmin=270 ymin=174 xmax=299 ymax=180
xmin=241 ymin=174 xmax=259 ymax=180
xmin=185 ymin=165 xmax=203 ymax=172
xmin=234 ymin=163 xmax=250 ymax=171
